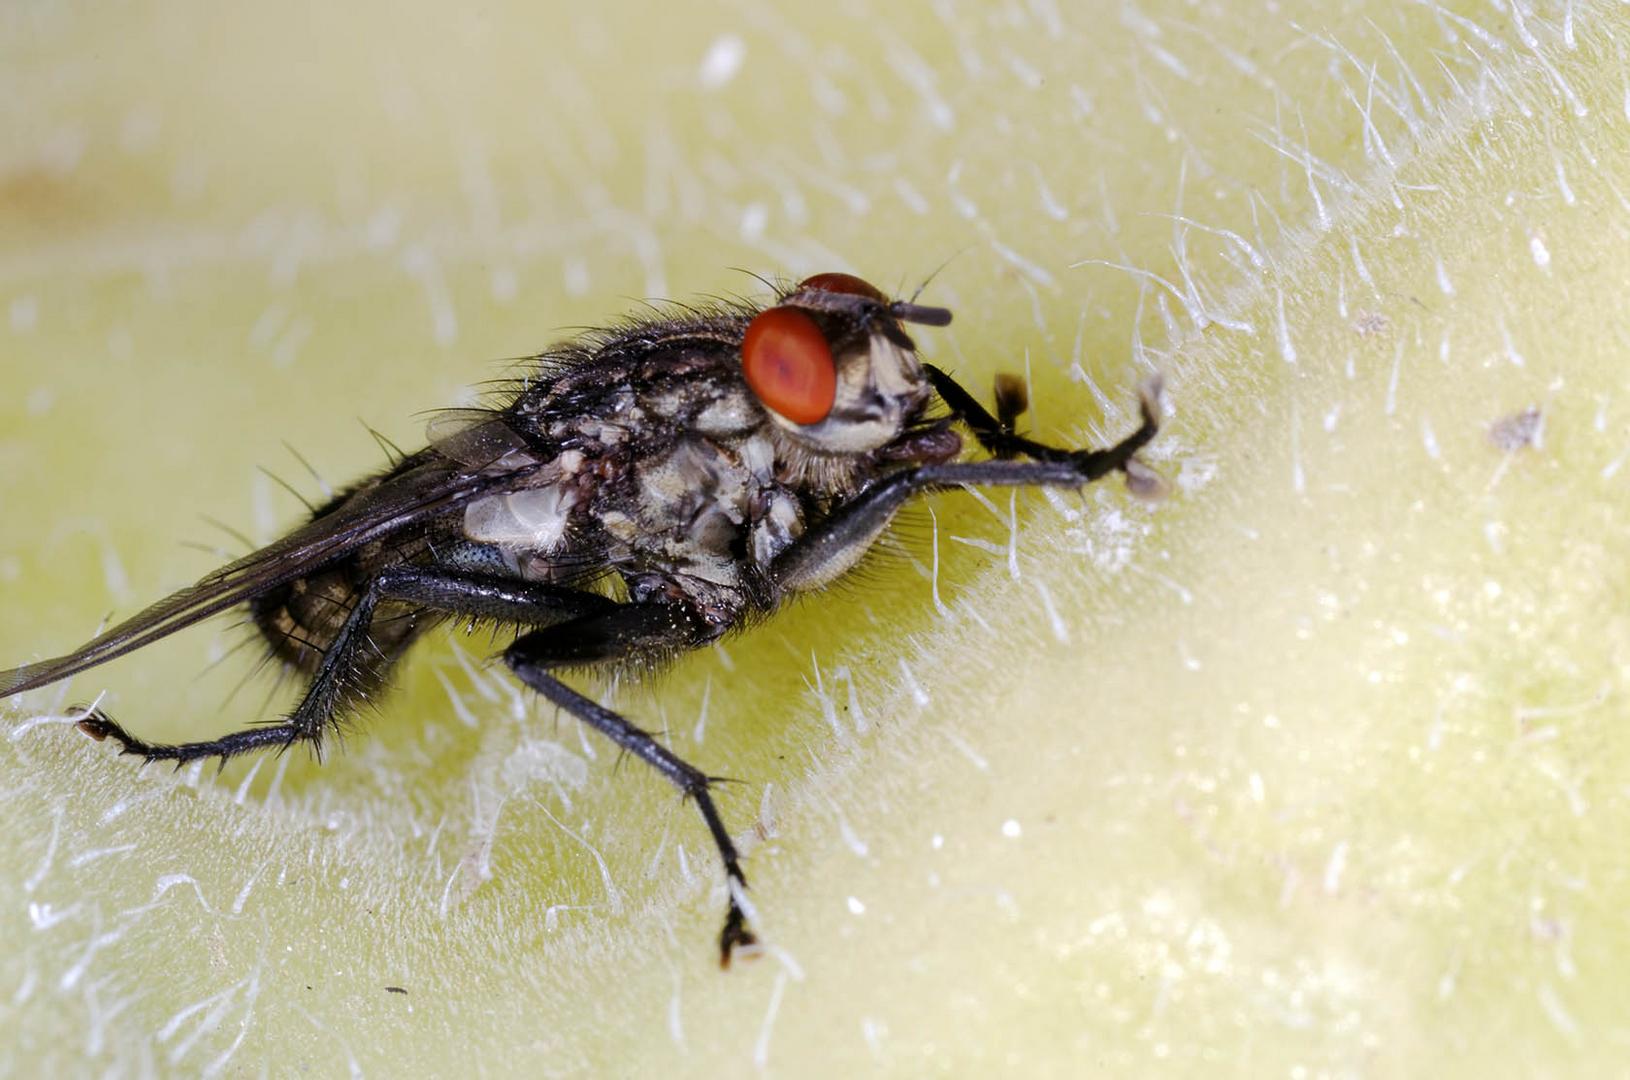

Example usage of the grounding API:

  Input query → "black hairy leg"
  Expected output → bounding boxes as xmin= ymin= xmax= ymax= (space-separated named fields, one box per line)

xmin=75 ymin=567 xmax=615 ymax=767
xmin=925 ymin=363 xmax=1159 ymax=464
xmin=502 ymin=603 xmax=759 ymax=967
xmin=772 ymin=378 xmax=1161 ymax=593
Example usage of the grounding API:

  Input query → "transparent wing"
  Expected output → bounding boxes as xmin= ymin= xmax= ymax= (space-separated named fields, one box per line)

xmin=424 ymin=408 xmax=534 ymax=469
xmin=0 ymin=449 xmax=536 ymax=700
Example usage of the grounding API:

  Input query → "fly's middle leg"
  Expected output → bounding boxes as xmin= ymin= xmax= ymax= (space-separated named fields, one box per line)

xmin=501 ymin=602 xmax=759 ymax=967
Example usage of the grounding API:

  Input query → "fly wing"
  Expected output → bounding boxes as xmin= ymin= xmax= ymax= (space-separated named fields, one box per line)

xmin=0 ymin=449 xmax=536 ymax=700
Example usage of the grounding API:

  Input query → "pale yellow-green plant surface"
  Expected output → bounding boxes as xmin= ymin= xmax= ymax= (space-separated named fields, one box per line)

xmin=4 ymin=0 xmax=1629 ymax=1074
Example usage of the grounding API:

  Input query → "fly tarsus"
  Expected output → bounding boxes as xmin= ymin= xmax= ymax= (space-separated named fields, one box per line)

xmin=720 ymin=899 xmax=758 ymax=969
xmin=686 ymin=771 xmax=759 ymax=968
xmin=72 ymin=704 xmax=303 ymax=767
xmin=1064 ymin=374 xmax=1164 ymax=484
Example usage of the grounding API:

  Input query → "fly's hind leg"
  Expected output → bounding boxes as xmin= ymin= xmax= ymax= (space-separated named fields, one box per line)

xmin=78 ymin=567 xmax=614 ymax=768
xmin=501 ymin=603 xmax=759 ymax=967
xmin=76 ymin=579 xmax=396 ymax=767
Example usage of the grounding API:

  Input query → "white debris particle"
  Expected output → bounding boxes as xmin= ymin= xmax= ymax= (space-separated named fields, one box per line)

xmin=1323 ymin=840 xmax=1349 ymax=894
xmin=1385 ymin=339 xmax=1403 ymax=416
xmin=490 ymin=266 xmax=518 ymax=303
xmin=1500 ymin=318 xmax=1525 ymax=367
xmin=860 ymin=1016 xmax=887 ymax=1059
xmin=739 ymin=201 xmax=768 ymax=241
xmin=1032 ymin=577 xmax=1070 ymax=644
xmin=402 ymin=246 xmax=458 ymax=346
xmin=931 ymin=833 xmax=944 ymax=850
xmin=898 ymin=659 xmax=929 ymax=706
xmin=833 ymin=805 xmax=869 ymax=858
xmin=10 ymin=295 xmax=38 ymax=332
xmin=1529 ymin=230 xmax=1551 ymax=270
xmin=1435 ymin=257 xmax=1454 ymax=296
xmin=893 ymin=178 xmax=930 ymax=215
xmin=100 ymin=539 xmax=131 ymax=603
xmin=120 ymin=105 xmax=161 ymax=150
xmin=563 ymin=256 xmax=591 ymax=298
xmin=365 ymin=205 xmax=401 ymax=248
xmin=1002 ymin=819 xmax=1022 ymax=839
xmin=943 ymin=730 xmax=991 ymax=772
xmin=698 ymin=35 xmax=746 ymax=90
xmin=1275 ymin=286 xmax=1295 ymax=364
xmin=752 ymin=971 xmax=789 ymax=1069
xmin=846 ymin=896 xmax=866 ymax=915
xmin=1538 ymin=983 xmax=1581 ymax=1042
xmin=23 ymin=804 xmax=64 ymax=893
xmin=667 ymin=981 xmax=685 ymax=1049
xmin=1349 ymin=234 xmax=1375 ymax=293
xmin=1290 ymin=405 xmax=1305 ymax=495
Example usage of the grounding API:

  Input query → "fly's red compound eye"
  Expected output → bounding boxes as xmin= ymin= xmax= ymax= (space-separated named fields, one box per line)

xmin=797 ymin=272 xmax=888 ymax=302
xmin=742 ymin=307 xmax=837 ymax=425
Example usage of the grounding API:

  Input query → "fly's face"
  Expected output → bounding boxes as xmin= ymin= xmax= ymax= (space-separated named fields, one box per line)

xmin=740 ymin=272 xmax=954 ymax=457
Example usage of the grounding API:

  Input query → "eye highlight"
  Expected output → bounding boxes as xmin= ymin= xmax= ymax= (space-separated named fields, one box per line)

xmin=741 ymin=307 xmax=837 ymax=425
xmin=797 ymin=272 xmax=888 ymax=302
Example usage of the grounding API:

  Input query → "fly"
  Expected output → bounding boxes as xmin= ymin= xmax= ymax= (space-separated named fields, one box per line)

xmin=0 ymin=271 xmax=1161 ymax=965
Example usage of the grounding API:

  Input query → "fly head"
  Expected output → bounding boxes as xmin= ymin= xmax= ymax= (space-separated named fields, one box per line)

xmin=740 ymin=272 xmax=953 ymax=459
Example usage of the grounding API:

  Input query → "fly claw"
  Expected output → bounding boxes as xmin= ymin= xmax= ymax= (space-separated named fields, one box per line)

xmin=1 ymin=271 xmax=1163 ymax=965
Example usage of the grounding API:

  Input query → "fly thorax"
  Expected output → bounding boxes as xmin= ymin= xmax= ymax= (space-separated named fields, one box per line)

xmin=462 ymin=455 xmax=585 ymax=556
xmin=738 ymin=432 xmax=804 ymax=568
xmin=750 ymin=489 xmax=803 ymax=567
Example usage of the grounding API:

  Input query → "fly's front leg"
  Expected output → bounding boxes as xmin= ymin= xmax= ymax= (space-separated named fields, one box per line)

xmin=501 ymin=603 xmax=759 ymax=967
xmin=78 ymin=568 xmax=615 ymax=768
xmin=774 ymin=381 xmax=1162 ymax=593
xmin=927 ymin=363 xmax=1162 ymax=466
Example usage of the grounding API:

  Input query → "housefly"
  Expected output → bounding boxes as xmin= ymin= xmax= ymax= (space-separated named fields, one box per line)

xmin=0 ymin=271 xmax=1161 ymax=965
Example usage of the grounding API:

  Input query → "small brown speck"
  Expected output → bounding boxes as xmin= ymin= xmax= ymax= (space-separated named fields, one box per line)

xmin=1353 ymin=310 xmax=1389 ymax=337
xmin=1489 ymin=407 xmax=1543 ymax=451
xmin=385 ymin=986 xmax=408 ymax=995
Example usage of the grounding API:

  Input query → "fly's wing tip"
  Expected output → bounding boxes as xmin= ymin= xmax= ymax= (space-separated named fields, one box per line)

xmin=0 ymin=669 xmax=31 ymax=702
xmin=0 ymin=660 xmax=65 ymax=702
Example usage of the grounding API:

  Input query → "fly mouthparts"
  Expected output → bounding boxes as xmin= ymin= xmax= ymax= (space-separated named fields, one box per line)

xmin=889 ymin=301 xmax=953 ymax=327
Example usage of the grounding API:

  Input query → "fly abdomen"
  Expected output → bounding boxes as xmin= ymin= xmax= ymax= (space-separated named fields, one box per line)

xmin=248 ymin=565 xmax=368 ymax=672
xmin=247 ymin=535 xmax=432 ymax=676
